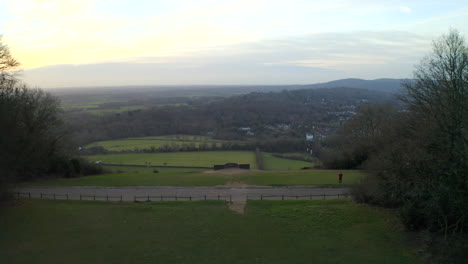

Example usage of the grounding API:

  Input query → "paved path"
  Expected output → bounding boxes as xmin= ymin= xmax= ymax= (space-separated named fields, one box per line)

xmin=16 ymin=186 xmax=351 ymax=201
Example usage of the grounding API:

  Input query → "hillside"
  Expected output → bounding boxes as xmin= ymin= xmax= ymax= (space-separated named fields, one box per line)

xmin=67 ymin=87 xmax=399 ymax=145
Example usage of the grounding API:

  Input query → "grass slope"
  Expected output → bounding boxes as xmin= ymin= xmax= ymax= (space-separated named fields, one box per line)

xmin=87 ymin=139 xmax=227 ymax=151
xmin=86 ymin=151 xmax=257 ymax=168
xmin=26 ymin=169 xmax=364 ymax=187
xmin=85 ymin=135 xmax=245 ymax=151
xmin=0 ymin=199 xmax=422 ymax=264
xmin=262 ymin=152 xmax=314 ymax=170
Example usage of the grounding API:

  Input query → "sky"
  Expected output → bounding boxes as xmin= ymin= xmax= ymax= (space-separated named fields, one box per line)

xmin=0 ymin=0 xmax=467 ymax=88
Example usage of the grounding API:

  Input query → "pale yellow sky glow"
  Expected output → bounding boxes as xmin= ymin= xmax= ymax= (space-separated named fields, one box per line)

xmin=0 ymin=0 xmax=467 ymax=87
xmin=3 ymin=0 xmax=275 ymax=68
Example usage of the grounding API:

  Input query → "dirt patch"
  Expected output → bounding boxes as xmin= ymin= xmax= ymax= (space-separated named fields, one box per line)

xmin=0 ymin=199 xmax=33 ymax=208
xmin=203 ymin=168 xmax=261 ymax=175
xmin=224 ymin=181 xmax=248 ymax=188
xmin=228 ymin=200 xmax=246 ymax=214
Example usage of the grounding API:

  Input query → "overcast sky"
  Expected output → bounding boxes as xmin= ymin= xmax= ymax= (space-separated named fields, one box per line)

xmin=1 ymin=0 xmax=467 ymax=88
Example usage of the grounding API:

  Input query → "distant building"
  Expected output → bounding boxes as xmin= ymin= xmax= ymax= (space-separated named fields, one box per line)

xmin=306 ymin=134 xmax=314 ymax=141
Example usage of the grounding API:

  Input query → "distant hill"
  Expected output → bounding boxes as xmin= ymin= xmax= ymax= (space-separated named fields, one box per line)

xmin=51 ymin=78 xmax=409 ymax=107
xmin=299 ymin=78 xmax=411 ymax=93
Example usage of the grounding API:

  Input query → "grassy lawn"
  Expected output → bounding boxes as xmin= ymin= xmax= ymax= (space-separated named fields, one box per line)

xmin=85 ymin=135 xmax=244 ymax=151
xmin=128 ymin=135 xmax=217 ymax=140
xmin=25 ymin=169 xmax=364 ymax=187
xmin=0 ymin=199 xmax=422 ymax=264
xmin=86 ymin=151 xmax=258 ymax=168
xmin=237 ymin=170 xmax=364 ymax=186
xmin=262 ymin=152 xmax=314 ymax=170
xmin=86 ymin=105 xmax=147 ymax=115
xmin=87 ymin=139 xmax=227 ymax=151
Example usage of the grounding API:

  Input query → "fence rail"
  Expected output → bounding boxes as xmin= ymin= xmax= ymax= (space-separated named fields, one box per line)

xmin=12 ymin=192 xmax=351 ymax=202
xmin=248 ymin=193 xmax=350 ymax=200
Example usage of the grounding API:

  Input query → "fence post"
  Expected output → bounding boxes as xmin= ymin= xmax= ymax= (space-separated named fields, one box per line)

xmin=282 ymin=195 xmax=284 ymax=200
xmin=28 ymin=192 xmax=31 ymax=199
xmin=80 ymin=194 xmax=82 ymax=200
xmin=189 ymin=196 xmax=192 ymax=201
xmin=204 ymin=195 xmax=206 ymax=200
xmin=296 ymin=195 xmax=298 ymax=200
xmin=160 ymin=195 xmax=163 ymax=201
xmin=134 ymin=196 xmax=136 ymax=202
xmin=229 ymin=195 xmax=232 ymax=202
xmin=40 ymin=193 xmax=43 ymax=199
xmin=309 ymin=194 xmax=312 ymax=200
xmin=217 ymin=195 xmax=220 ymax=200
xmin=120 ymin=195 xmax=123 ymax=202
xmin=338 ymin=194 xmax=340 ymax=198
xmin=323 ymin=194 xmax=325 ymax=199
xmin=66 ymin=194 xmax=69 ymax=200
xmin=93 ymin=194 xmax=96 ymax=201
xmin=261 ymin=194 xmax=263 ymax=200
xmin=53 ymin=194 xmax=56 ymax=200
xmin=175 ymin=196 xmax=178 ymax=201
xmin=147 ymin=195 xmax=150 ymax=202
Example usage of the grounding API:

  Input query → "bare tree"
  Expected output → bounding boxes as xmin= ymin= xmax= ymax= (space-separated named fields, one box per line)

xmin=403 ymin=29 xmax=467 ymax=162
xmin=401 ymin=30 xmax=467 ymax=237
xmin=0 ymin=36 xmax=20 ymax=85
xmin=0 ymin=37 xmax=70 ymax=195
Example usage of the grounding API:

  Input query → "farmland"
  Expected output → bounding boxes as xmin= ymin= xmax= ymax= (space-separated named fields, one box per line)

xmin=262 ymin=152 xmax=314 ymax=170
xmin=85 ymin=137 xmax=240 ymax=152
xmin=86 ymin=151 xmax=258 ymax=168
xmin=0 ymin=199 xmax=422 ymax=264
xmin=25 ymin=168 xmax=363 ymax=187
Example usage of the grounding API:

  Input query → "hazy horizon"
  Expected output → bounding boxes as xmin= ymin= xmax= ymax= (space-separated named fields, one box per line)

xmin=1 ymin=0 xmax=467 ymax=88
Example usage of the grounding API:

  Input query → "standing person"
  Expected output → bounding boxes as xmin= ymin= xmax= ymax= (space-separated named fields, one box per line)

xmin=338 ymin=172 xmax=343 ymax=184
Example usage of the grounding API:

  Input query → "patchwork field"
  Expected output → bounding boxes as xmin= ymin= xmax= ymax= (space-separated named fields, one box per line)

xmin=25 ymin=168 xmax=364 ymax=187
xmin=86 ymin=139 xmax=231 ymax=151
xmin=0 ymin=199 xmax=422 ymax=264
xmin=262 ymin=152 xmax=314 ymax=170
xmin=86 ymin=151 xmax=258 ymax=168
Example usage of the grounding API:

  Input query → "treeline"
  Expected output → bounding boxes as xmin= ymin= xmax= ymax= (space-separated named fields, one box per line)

xmin=0 ymin=38 xmax=103 ymax=195
xmin=321 ymin=31 xmax=467 ymax=261
xmin=83 ymin=138 xmax=310 ymax=155
xmin=66 ymin=87 xmax=397 ymax=146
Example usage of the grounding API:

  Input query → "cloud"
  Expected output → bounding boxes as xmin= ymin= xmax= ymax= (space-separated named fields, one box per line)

xmin=22 ymin=31 xmax=431 ymax=88
xmin=400 ymin=6 xmax=412 ymax=13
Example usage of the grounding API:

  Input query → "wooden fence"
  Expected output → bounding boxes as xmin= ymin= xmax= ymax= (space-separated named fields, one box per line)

xmin=12 ymin=192 xmax=351 ymax=202
xmin=247 ymin=193 xmax=350 ymax=200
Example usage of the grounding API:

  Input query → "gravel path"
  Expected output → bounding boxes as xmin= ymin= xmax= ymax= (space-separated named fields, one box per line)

xmin=16 ymin=186 xmax=351 ymax=201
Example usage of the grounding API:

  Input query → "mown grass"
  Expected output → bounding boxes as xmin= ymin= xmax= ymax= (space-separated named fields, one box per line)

xmin=86 ymin=105 xmax=147 ymax=115
xmin=128 ymin=135 xmax=217 ymax=141
xmin=85 ymin=135 xmax=245 ymax=151
xmin=86 ymin=151 xmax=258 ymax=168
xmin=86 ymin=139 xmax=229 ymax=151
xmin=237 ymin=170 xmax=364 ymax=186
xmin=0 ymin=199 xmax=422 ymax=264
xmin=262 ymin=152 xmax=314 ymax=170
xmin=25 ymin=169 xmax=364 ymax=187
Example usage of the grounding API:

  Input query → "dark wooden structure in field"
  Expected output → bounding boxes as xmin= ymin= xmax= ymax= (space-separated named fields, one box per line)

xmin=213 ymin=163 xmax=250 ymax=170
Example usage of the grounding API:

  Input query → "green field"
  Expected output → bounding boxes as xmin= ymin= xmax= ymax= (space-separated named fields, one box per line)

xmin=85 ymin=105 xmax=147 ymax=115
xmin=86 ymin=139 xmax=229 ymax=151
xmin=262 ymin=152 xmax=314 ymax=170
xmin=86 ymin=151 xmax=257 ymax=168
xmin=127 ymin=135 xmax=217 ymax=141
xmin=0 ymin=199 xmax=422 ymax=264
xmin=25 ymin=169 xmax=364 ymax=187
xmin=85 ymin=135 xmax=245 ymax=151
